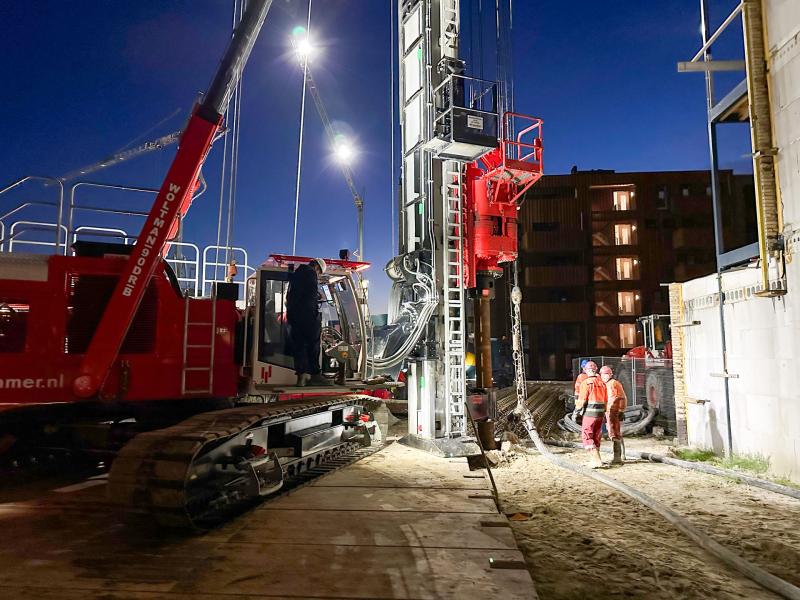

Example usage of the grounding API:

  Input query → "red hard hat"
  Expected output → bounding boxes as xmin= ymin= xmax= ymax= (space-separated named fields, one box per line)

xmin=600 ymin=365 xmax=613 ymax=375
xmin=584 ymin=361 xmax=598 ymax=372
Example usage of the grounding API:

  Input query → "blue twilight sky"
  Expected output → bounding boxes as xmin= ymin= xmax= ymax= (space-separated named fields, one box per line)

xmin=0 ymin=1 xmax=748 ymax=311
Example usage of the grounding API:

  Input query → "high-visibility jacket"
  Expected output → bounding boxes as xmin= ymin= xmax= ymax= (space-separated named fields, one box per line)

xmin=574 ymin=373 xmax=588 ymax=396
xmin=606 ymin=378 xmax=627 ymax=412
xmin=577 ymin=374 xmax=608 ymax=418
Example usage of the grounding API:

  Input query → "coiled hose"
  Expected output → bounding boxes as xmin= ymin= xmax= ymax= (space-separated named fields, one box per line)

xmin=517 ymin=409 xmax=800 ymax=600
xmin=546 ymin=439 xmax=800 ymax=502
xmin=559 ymin=405 xmax=657 ymax=436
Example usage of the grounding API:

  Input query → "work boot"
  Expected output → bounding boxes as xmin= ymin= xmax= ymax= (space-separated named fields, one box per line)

xmin=588 ymin=448 xmax=604 ymax=469
xmin=612 ymin=439 xmax=624 ymax=465
xmin=308 ymin=373 xmax=333 ymax=386
xmin=296 ymin=373 xmax=310 ymax=387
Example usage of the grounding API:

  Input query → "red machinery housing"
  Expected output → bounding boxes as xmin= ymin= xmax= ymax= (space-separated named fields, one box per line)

xmin=0 ymin=250 xmax=239 ymax=410
xmin=464 ymin=113 xmax=543 ymax=290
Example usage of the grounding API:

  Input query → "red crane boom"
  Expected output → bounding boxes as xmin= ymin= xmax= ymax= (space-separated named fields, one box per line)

xmin=73 ymin=0 xmax=273 ymax=398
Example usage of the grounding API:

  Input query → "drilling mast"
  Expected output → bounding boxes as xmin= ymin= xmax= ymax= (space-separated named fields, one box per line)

xmin=391 ymin=0 xmax=542 ymax=451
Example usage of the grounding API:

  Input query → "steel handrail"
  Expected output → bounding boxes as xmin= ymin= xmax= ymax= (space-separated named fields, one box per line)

xmin=0 ymin=176 xmax=65 ymax=250
xmin=5 ymin=221 xmax=69 ymax=252
xmin=67 ymin=182 xmax=158 ymax=255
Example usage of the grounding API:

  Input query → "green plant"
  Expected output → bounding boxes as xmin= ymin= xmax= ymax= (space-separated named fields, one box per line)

xmin=674 ymin=448 xmax=718 ymax=463
xmin=721 ymin=454 xmax=769 ymax=475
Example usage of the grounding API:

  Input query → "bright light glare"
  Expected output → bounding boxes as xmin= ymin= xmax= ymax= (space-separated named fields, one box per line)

xmin=296 ymin=38 xmax=313 ymax=59
xmin=333 ymin=139 xmax=356 ymax=165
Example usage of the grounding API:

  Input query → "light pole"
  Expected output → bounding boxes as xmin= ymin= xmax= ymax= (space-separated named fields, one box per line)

xmin=291 ymin=3 xmax=313 ymax=255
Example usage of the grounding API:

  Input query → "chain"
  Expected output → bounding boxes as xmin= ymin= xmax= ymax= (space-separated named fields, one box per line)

xmin=510 ymin=260 xmax=527 ymax=412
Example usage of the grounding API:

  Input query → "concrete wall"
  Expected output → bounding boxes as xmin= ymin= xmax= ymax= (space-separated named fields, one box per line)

xmin=672 ymin=0 xmax=800 ymax=482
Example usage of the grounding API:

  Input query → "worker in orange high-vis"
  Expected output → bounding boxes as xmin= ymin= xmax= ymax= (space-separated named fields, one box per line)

xmin=600 ymin=365 xmax=627 ymax=465
xmin=573 ymin=359 xmax=589 ymax=398
xmin=575 ymin=360 xmax=607 ymax=468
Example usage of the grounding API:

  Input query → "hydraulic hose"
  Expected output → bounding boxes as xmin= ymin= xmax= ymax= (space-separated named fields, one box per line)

xmin=516 ymin=410 xmax=800 ymax=600
xmin=559 ymin=405 xmax=657 ymax=436
xmin=546 ymin=439 xmax=800 ymax=502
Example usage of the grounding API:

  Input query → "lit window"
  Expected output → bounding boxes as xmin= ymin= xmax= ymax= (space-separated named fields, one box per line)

xmin=613 ymin=190 xmax=631 ymax=211
xmin=619 ymin=323 xmax=637 ymax=347
xmin=614 ymin=224 xmax=634 ymax=245
xmin=682 ymin=186 xmax=690 ymax=197
xmin=615 ymin=258 xmax=635 ymax=280
xmin=617 ymin=292 xmax=637 ymax=315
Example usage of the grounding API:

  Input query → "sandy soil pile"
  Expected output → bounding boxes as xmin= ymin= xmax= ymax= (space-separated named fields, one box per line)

xmin=492 ymin=442 xmax=800 ymax=600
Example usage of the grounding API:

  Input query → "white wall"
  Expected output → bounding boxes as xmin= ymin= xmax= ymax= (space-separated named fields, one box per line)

xmin=681 ymin=264 xmax=800 ymax=480
xmin=677 ymin=0 xmax=800 ymax=482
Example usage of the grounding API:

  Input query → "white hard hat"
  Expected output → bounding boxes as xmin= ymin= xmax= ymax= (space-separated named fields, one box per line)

xmin=311 ymin=258 xmax=327 ymax=274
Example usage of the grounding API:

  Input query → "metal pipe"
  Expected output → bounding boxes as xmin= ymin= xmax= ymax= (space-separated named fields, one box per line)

xmin=691 ymin=1 xmax=743 ymax=62
xmin=701 ymin=0 xmax=735 ymax=458
xmin=474 ymin=295 xmax=493 ymax=388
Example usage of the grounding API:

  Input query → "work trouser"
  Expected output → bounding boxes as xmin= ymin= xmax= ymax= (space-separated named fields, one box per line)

xmin=581 ymin=415 xmax=604 ymax=450
xmin=289 ymin=314 xmax=321 ymax=376
xmin=606 ymin=410 xmax=622 ymax=440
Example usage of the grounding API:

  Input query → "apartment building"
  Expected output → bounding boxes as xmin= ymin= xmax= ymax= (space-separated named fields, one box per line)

xmin=506 ymin=168 xmax=754 ymax=380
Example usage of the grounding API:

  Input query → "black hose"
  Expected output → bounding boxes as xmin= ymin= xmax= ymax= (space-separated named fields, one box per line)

xmin=546 ymin=439 xmax=800 ymax=502
xmin=559 ymin=405 xmax=657 ymax=436
xmin=516 ymin=412 xmax=800 ymax=600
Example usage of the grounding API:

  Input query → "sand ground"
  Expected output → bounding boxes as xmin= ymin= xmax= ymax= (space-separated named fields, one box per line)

xmin=492 ymin=438 xmax=800 ymax=600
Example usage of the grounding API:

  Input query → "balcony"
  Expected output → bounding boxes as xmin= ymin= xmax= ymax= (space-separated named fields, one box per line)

xmin=525 ymin=265 xmax=587 ymax=287
xmin=521 ymin=302 xmax=589 ymax=323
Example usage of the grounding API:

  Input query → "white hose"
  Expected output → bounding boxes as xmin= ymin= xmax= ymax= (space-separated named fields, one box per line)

xmin=547 ymin=439 xmax=800 ymax=502
xmin=517 ymin=411 xmax=800 ymax=600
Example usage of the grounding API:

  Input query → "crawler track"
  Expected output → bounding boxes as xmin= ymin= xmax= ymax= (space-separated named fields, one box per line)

xmin=109 ymin=395 xmax=376 ymax=529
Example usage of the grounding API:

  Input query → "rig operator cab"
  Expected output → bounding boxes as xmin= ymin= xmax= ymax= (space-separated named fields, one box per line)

xmin=242 ymin=254 xmax=371 ymax=396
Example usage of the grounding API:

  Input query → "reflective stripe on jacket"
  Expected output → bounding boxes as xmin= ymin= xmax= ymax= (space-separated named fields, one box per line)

xmin=577 ymin=375 xmax=608 ymax=418
xmin=606 ymin=379 xmax=627 ymax=412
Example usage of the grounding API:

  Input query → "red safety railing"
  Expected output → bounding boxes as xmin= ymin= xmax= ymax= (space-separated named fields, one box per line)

xmin=479 ymin=112 xmax=543 ymax=205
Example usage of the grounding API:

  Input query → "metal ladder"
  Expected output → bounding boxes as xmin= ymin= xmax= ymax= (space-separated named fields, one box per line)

xmin=443 ymin=159 xmax=466 ymax=435
xmin=181 ymin=297 xmax=217 ymax=395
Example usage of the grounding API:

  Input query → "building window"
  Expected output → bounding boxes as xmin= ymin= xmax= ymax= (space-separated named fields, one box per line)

xmin=706 ymin=186 xmax=712 ymax=196
xmin=617 ymin=292 xmax=636 ymax=315
xmin=681 ymin=185 xmax=690 ymax=197
xmin=619 ymin=323 xmax=637 ymax=347
xmin=613 ymin=190 xmax=633 ymax=211
xmin=656 ymin=185 xmax=669 ymax=210
xmin=617 ymin=291 xmax=638 ymax=315
xmin=615 ymin=257 xmax=639 ymax=280
xmin=614 ymin=223 xmax=636 ymax=245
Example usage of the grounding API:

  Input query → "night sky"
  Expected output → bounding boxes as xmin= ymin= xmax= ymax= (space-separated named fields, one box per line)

xmin=0 ymin=1 xmax=748 ymax=311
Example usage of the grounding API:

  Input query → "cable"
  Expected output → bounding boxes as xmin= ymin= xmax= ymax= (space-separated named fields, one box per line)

xmin=389 ymin=0 xmax=396 ymax=256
